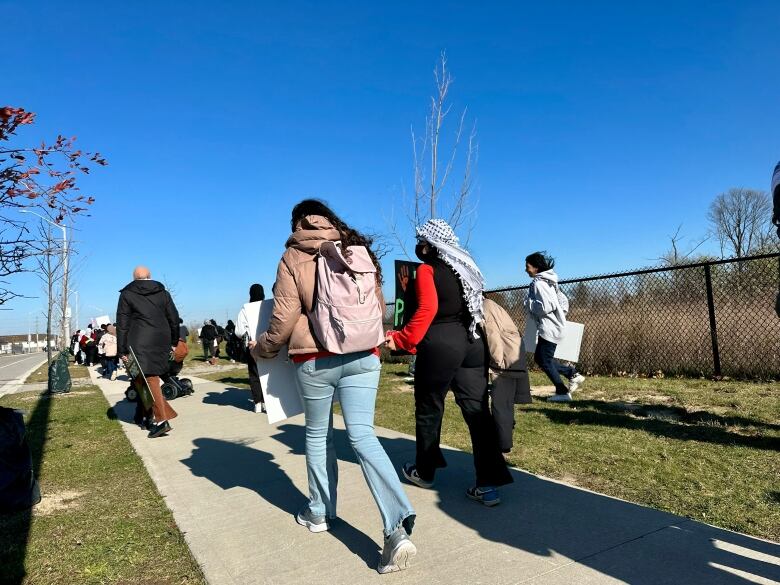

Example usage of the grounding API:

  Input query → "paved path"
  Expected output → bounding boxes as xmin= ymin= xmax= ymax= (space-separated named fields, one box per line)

xmin=88 ymin=367 xmax=780 ymax=585
xmin=0 ymin=352 xmax=47 ymax=397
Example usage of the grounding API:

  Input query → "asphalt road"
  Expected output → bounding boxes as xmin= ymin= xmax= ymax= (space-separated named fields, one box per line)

xmin=0 ymin=352 xmax=47 ymax=396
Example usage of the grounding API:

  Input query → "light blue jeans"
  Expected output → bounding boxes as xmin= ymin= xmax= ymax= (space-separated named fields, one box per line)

xmin=294 ymin=351 xmax=416 ymax=537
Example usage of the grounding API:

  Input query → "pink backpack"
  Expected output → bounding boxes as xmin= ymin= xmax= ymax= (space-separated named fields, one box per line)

xmin=308 ymin=241 xmax=385 ymax=354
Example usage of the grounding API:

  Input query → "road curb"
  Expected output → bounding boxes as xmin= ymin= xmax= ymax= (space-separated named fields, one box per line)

xmin=0 ymin=354 xmax=48 ymax=398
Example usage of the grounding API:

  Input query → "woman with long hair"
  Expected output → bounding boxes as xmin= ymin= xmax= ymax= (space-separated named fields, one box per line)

xmin=249 ymin=199 xmax=417 ymax=574
xmin=386 ymin=219 xmax=513 ymax=506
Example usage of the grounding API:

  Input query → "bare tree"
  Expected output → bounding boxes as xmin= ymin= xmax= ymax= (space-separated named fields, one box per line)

xmin=32 ymin=223 xmax=64 ymax=364
xmin=707 ymin=188 xmax=775 ymax=258
xmin=656 ymin=224 xmax=709 ymax=266
xmin=389 ymin=53 xmax=478 ymax=256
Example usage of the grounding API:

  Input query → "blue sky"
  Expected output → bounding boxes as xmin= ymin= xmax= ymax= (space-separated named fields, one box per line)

xmin=2 ymin=0 xmax=779 ymax=334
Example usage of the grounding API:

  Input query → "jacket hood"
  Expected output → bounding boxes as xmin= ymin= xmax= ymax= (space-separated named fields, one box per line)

xmin=535 ymin=269 xmax=559 ymax=284
xmin=285 ymin=214 xmax=341 ymax=254
xmin=121 ymin=279 xmax=166 ymax=296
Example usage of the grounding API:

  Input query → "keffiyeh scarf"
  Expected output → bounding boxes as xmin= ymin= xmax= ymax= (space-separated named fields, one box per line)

xmin=416 ymin=218 xmax=485 ymax=338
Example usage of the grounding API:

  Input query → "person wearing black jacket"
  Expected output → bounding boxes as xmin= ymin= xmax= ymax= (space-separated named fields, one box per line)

xmin=116 ymin=266 xmax=180 ymax=438
xmin=199 ymin=319 xmax=218 ymax=365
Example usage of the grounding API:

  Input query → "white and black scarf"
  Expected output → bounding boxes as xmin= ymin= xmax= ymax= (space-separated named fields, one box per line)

xmin=416 ymin=218 xmax=485 ymax=338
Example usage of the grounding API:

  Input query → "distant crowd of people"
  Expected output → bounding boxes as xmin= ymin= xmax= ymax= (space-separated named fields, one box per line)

xmin=71 ymin=323 xmax=118 ymax=380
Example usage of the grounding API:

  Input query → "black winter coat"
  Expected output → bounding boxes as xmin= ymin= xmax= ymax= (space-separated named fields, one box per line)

xmin=116 ymin=280 xmax=180 ymax=376
xmin=200 ymin=324 xmax=217 ymax=342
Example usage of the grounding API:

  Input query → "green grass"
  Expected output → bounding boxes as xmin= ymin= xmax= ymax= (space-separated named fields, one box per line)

xmin=25 ymin=361 xmax=89 ymax=384
xmin=0 ymin=387 xmax=206 ymax=585
xmin=183 ymin=339 xmax=235 ymax=367
xmin=374 ymin=363 xmax=779 ymax=542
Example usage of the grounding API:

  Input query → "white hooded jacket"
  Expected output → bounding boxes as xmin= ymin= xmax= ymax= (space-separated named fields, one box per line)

xmin=524 ymin=269 xmax=567 ymax=344
xmin=236 ymin=301 xmax=263 ymax=342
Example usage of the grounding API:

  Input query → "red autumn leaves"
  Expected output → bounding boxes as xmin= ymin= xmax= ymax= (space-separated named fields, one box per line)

xmin=1 ymin=106 xmax=107 ymax=223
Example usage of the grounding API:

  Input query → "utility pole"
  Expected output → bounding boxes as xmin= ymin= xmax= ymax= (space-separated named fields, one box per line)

xmin=35 ymin=315 xmax=39 ymax=350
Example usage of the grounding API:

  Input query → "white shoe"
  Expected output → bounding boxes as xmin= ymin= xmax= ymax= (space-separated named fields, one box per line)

xmin=548 ymin=393 xmax=572 ymax=402
xmin=568 ymin=374 xmax=586 ymax=393
xmin=254 ymin=403 xmax=266 ymax=414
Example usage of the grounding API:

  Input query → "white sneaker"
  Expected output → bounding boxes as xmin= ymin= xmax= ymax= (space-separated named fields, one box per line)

xmin=568 ymin=374 xmax=586 ymax=393
xmin=254 ymin=403 xmax=266 ymax=414
xmin=548 ymin=393 xmax=572 ymax=402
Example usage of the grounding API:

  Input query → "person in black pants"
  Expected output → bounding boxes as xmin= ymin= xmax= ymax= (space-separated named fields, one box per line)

xmin=236 ymin=284 xmax=266 ymax=413
xmin=387 ymin=219 xmax=512 ymax=507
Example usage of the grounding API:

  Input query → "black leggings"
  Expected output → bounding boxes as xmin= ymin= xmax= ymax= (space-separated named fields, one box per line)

xmin=246 ymin=357 xmax=265 ymax=404
xmin=413 ymin=322 xmax=512 ymax=488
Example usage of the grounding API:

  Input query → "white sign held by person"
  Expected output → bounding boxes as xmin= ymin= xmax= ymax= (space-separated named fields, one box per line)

xmin=523 ymin=320 xmax=584 ymax=363
xmin=253 ymin=300 xmax=302 ymax=424
xmin=91 ymin=315 xmax=111 ymax=328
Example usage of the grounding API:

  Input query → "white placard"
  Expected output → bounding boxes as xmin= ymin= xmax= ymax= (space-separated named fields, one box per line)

xmin=523 ymin=320 xmax=584 ymax=363
xmin=91 ymin=315 xmax=111 ymax=328
xmin=253 ymin=300 xmax=302 ymax=425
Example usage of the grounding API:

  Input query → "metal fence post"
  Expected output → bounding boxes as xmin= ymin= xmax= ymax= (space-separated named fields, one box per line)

xmin=704 ymin=264 xmax=722 ymax=377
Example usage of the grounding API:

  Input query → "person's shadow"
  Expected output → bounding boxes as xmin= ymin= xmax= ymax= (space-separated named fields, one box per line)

xmin=180 ymin=433 xmax=381 ymax=569
xmin=201 ymin=387 xmax=251 ymax=410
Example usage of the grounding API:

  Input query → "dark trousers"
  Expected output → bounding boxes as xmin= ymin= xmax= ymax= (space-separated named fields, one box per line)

xmin=534 ymin=337 xmax=575 ymax=395
xmin=84 ymin=345 xmax=98 ymax=366
xmin=246 ymin=357 xmax=265 ymax=404
xmin=414 ymin=322 xmax=512 ymax=488
xmin=202 ymin=341 xmax=214 ymax=361
xmin=103 ymin=357 xmax=117 ymax=379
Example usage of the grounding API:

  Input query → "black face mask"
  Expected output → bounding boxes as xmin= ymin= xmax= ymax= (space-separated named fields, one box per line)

xmin=415 ymin=243 xmax=432 ymax=262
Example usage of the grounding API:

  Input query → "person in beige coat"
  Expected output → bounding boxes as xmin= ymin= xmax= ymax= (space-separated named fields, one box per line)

xmin=99 ymin=325 xmax=118 ymax=380
xmin=249 ymin=199 xmax=417 ymax=574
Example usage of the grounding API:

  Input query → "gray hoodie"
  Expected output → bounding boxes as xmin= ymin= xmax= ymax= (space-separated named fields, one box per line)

xmin=524 ymin=269 xmax=567 ymax=344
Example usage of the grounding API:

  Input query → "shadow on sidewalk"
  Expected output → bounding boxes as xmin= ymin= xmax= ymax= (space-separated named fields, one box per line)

xmin=269 ymin=423 xmax=780 ymax=584
xmin=180 ymin=435 xmax=381 ymax=569
xmin=202 ymin=387 xmax=253 ymax=410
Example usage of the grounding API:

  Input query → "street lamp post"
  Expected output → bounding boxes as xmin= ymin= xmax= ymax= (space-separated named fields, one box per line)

xmin=19 ymin=210 xmax=69 ymax=347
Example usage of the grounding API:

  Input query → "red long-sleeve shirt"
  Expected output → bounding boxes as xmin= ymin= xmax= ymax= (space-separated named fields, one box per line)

xmin=388 ymin=263 xmax=438 ymax=354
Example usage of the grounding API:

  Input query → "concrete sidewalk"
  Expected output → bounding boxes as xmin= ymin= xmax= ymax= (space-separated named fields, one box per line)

xmin=88 ymin=367 xmax=780 ymax=585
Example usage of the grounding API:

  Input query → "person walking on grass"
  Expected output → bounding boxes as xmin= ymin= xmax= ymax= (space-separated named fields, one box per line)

xmin=236 ymin=283 xmax=266 ymax=413
xmin=249 ymin=199 xmax=417 ymax=574
xmin=199 ymin=319 xmax=218 ymax=365
xmin=523 ymin=252 xmax=585 ymax=403
xmin=116 ymin=265 xmax=180 ymax=438
xmin=385 ymin=219 xmax=513 ymax=507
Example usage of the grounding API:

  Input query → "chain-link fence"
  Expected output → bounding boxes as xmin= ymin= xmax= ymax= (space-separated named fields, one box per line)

xmin=484 ymin=253 xmax=780 ymax=380
xmin=385 ymin=254 xmax=780 ymax=379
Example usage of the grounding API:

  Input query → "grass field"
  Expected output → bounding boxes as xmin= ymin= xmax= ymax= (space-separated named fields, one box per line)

xmin=25 ymin=361 xmax=89 ymax=384
xmin=203 ymin=363 xmax=780 ymax=542
xmin=183 ymin=339 xmax=235 ymax=367
xmin=0 ymin=386 xmax=206 ymax=585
